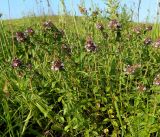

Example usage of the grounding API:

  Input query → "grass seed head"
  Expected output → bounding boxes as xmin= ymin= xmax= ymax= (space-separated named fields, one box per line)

xmin=78 ymin=6 xmax=87 ymax=15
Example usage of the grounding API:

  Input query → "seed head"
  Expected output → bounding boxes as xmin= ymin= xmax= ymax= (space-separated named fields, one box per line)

xmin=78 ymin=6 xmax=87 ymax=15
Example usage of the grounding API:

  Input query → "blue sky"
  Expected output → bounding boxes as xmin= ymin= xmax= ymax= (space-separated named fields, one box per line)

xmin=0 ymin=0 xmax=158 ymax=22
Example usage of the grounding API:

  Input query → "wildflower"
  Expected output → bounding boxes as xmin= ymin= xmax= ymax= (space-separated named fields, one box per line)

xmin=137 ymin=84 xmax=146 ymax=92
xmin=61 ymin=44 xmax=71 ymax=55
xmin=51 ymin=60 xmax=64 ymax=71
xmin=144 ymin=37 xmax=152 ymax=45
xmin=133 ymin=26 xmax=142 ymax=34
xmin=43 ymin=20 xmax=54 ymax=30
xmin=25 ymin=27 xmax=34 ymax=36
xmin=108 ymin=19 xmax=121 ymax=30
xmin=16 ymin=32 xmax=27 ymax=42
xmin=95 ymin=23 xmax=104 ymax=31
xmin=85 ymin=37 xmax=97 ymax=52
xmin=153 ymin=74 xmax=160 ymax=86
xmin=78 ymin=6 xmax=87 ymax=15
xmin=124 ymin=64 xmax=141 ymax=75
xmin=153 ymin=38 xmax=160 ymax=48
xmin=12 ymin=58 xmax=22 ymax=68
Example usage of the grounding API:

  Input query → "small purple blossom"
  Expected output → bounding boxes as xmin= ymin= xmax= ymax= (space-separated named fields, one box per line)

xmin=95 ymin=23 xmax=104 ymax=31
xmin=153 ymin=74 xmax=160 ymax=86
xmin=78 ymin=6 xmax=87 ymax=15
xmin=85 ymin=37 xmax=97 ymax=52
xmin=43 ymin=20 xmax=54 ymax=30
xmin=137 ymin=84 xmax=146 ymax=92
xmin=124 ymin=64 xmax=141 ymax=75
xmin=153 ymin=38 xmax=160 ymax=48
xmin=16 ymin=32 xmax=27 ymax=42
xmin=108 ymin=19 xmax=121 ymax=30
xmin=51 ymin=60 xmax=64 ymax=71
xmin=144 ymin=37 xmax=152 ymax=45
xmin=133 ymin=26 xmax=142 ymax=34
xmin=12 ymin=58 xmax=22 ymax=68
xmin=25 ymin=27 xmax=34 ymax=36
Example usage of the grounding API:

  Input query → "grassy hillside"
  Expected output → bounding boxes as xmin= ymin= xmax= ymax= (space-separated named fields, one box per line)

xmin=0 ymin=6 xmax=160 ymax=137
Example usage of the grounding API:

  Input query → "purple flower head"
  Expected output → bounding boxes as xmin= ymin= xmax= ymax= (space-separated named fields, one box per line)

xmin=144 ymin=37 xmax=152 ymax=45
xmin=92 ymin=10 xmax=99 ymax=16
xmin=124 ymin=64 xmax=141 ymax=75
xmin=133 ymin=26 xmax=142 ymax=34
xmin=108 ymin=19 xmax=121 ymax=30
xmin=25 ymin=27 xmax=34 ymax=36
xmin=51 ymin=60 xmax=64 ymax=71
xmin=95 ymin=23 xmax=104 ymax=31
xmin=43 ymin=20 xmax=54 ymax=30
xmin=153 ymin=38 xmax=160 ymax=48
xmin=153 ymin=74 xmax=160 ymax=86
xmin=85 ymin=37 xmax=97 ymax=52
xmin=137 ymin=84 xmax=146 ymax=92
xmin=12 ymin=58 xmax=22 ymax=68
xmin=16 ymin=32 xmax=27 ymax=42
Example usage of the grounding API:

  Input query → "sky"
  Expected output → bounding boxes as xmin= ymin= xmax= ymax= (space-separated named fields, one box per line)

xmin=0 ymin=0 xmax=158 ymax=22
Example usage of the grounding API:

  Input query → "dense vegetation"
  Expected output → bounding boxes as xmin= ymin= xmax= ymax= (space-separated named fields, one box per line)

xmin=0 ymin=0 xmax=160 ymax=136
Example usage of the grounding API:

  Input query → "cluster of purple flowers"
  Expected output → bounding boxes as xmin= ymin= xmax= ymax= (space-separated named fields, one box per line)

xmin=13 ymin=19 xmax=160 ymax=93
